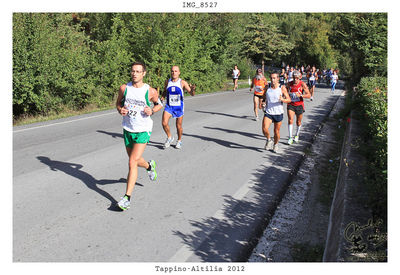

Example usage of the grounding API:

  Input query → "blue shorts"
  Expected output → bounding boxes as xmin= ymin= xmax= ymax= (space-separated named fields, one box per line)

xmin=309 ymin=80 xmax=316 ymax=87
xmin=264 ymin=113 xmax=284 ymax=123
xmin=164 ymin=105 xmax=184 ymax=118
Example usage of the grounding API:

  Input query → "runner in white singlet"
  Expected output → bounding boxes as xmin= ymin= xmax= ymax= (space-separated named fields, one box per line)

xmin=232 ymin=65 xmax=241 ymax=92
xmin=262 ymin=72 xmax=291 ymax=153
xmin=330 ymin=70 xmax=339 ymax=93
xmin=308 ymin=66 xmax=318 ymax=101
xmin=287 ymin=67 xmax=294 ymax=82
xmin=115 ymin=62 xmax=163 ymax=211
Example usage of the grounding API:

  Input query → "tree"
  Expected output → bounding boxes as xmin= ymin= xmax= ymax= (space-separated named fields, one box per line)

xmin=242 ymin=14 xmax=294 ymax=72
xmin=13 ymin=13 xmax=387 ymax=120
xmin=274 ymin=13 xmax=308 ymax=66
xmin=330 ymin=13 xmax=387 ymax=81
xmin=13 ymin=13 xmax=94 ymax=117
xmin=298 ymin=15 xmax=339 ymax=69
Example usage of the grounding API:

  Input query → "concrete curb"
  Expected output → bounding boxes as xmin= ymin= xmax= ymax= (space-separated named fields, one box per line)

xmin=322 ymin=108 xmax=353 ymax=261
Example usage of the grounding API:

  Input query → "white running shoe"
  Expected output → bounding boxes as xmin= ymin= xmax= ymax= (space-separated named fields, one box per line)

xmin=310 ymin=96 xmax=314 ymax=101
xmin=288 ymin=137 xmax=294 ymax=145
xmin=147 ymin=160 xmax=157 ymax=181
xmin=255 ymin=116 xmax=259 ymax=121
xmin=175 ymin=140 xmax=182 ymax=149
xmin=117 ymin=196 xmax=131 ymax=211
xmin=264 ymin=139 xmax=273 ymax=150
xmin=272 ymin=143 xmax=279 ymax=153
xmin=164 ymin=136 xmax=174 ymax=148
xmin=294 ymin=135 xmax=299 ymax=143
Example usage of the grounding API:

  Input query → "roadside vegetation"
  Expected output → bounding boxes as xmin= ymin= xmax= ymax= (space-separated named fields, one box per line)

xmin=13 ymin=13 xmax=385 ymax=125
xmin=330 ymin=14 xmax=387 ymax=260
xmin=353 ymin=77 xmax=387 ymax=223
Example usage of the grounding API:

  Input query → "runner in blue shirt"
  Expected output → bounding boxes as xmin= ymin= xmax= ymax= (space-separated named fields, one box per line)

xmin=161 ymin=66 xmax=195 ymax=149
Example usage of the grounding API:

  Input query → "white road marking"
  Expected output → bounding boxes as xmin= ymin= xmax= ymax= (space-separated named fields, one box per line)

xmin=13 ymin=89 xmax=243 ymax=134
xmin=13 ymin=112 xmax=116 ymax=133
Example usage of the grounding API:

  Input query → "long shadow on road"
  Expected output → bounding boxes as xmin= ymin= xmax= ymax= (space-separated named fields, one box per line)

xmin=96 ymin=130 xmax=123 ymax=139
xmin=202 ymin=126 xmax=265 ymax=141
xmin=195 ymin=110 xmax=254 ymax=121
xmin=96 ymin=130 xmax=164 ymax=149
xmin=184 ymin=133 xmax=264 ymax=152
xmin=36 ymin=156 xmax=135 ymax=212
xmin=172 ymin=149 xmax=302 ymax=262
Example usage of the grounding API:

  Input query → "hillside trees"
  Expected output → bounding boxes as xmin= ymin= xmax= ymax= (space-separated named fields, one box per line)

xmin=13 ymin=13 xmax=255 ymax=119
xmin=330 ymin=13 xmax=387 ymax=81
xmin=13 ymin=13 xmax=387 ymax=120
xmin=242 ymin=14 xmax=294 ymax=71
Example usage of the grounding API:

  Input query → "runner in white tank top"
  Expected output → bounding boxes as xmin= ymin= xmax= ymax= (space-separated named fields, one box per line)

xmin=287 ymin=67 xmax=294 ymax=82
xmin=265 ymin=85 xmax=285 ymax=115
xmin=122 ymin=82 xmax=153 ymax=133
xmin=308 ymin=66 xmax=318 ymax=101
xmin=232 ymin=65 xmax=240 ymax=92
xmin=261 ymin=72 xmax=291 ymax=153
xmin=115 ymin=62 xmax=163 ymax=211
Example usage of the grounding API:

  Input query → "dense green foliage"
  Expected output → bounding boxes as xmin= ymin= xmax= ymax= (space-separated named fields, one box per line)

xmin=331 ymin=13 xmax=388 ymax=222
xmin=13 ymin=14 xmax=95 ymax=116
xmin=13 ymin=13 xmax=255 ymax=118
xmin=13 ymin=13 xmax=387 ymax=121
xmin=242 ymin=14 xmax=294 ymax=67
xmin=355 ymin=77 xmax=387 ymax=219
xmin=330 ymin=13 xmax=387 ymax=82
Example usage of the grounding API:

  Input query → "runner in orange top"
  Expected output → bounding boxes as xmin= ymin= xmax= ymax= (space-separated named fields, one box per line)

xmin=250 ymin=68 xmax=268 ymax=121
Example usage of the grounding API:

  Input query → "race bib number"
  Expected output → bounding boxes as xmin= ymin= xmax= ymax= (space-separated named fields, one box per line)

xmin=255 ymin=86 xmax=263 ymax=93
xmin=169 ymin=94 xmax=181 ymax=106
xmin=289 ymin=90 xmax=301 ymax=102
xmin=126 ymin=104 xmax=144 ymax=119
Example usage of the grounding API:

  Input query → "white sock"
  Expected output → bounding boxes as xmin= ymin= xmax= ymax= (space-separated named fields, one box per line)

xmin=296 ymin=125 xmax=302 ymax=136
xmin=288 ymin=124 xmax=293 ymax=138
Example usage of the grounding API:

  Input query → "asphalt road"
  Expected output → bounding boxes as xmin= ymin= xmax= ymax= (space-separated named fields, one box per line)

xmin=13 ymin=80 xmax=343 ymax=262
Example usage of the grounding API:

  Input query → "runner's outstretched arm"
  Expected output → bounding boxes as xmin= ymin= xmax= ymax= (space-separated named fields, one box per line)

xmin=161 ymin=79 xmax=169 ymax=101
xmin=182 ymin=80 xmax=195 ymax=96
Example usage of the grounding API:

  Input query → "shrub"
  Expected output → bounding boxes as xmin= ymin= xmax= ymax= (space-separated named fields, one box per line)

xmin=355 ymin=76 xmax=387 ymax=219
xmin=13 ymin=13 xmax=96 ymax=117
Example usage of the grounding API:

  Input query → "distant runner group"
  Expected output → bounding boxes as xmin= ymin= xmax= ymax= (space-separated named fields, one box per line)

xmin=115 ymin=62 xmax=339 ymax=210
